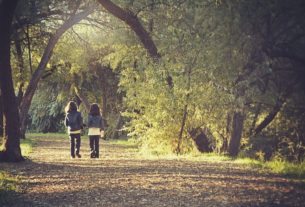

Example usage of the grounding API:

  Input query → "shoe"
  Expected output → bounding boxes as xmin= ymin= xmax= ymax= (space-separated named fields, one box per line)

xmin=90 ymin=154 xmax=96 ymax=158
xmin=76 ymin=154 xmax=81 ymax=158
xmin=71 ymin=155 xmax=75 ymax=159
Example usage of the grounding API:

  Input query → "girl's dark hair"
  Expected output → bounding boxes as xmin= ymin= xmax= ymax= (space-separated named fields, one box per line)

xmin=89 ymin=103 xmax=101 ymax=116
xmin=65 ymin=101 xmax=77 ymax=113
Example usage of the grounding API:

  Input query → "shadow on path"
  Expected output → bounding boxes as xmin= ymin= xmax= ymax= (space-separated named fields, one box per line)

xmin=1 ymin=136 xmax=305 ymax=207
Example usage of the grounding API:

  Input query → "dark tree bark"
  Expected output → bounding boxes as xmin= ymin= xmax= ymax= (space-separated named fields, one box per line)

xmin=0 ymin=0 xmax=24 ymax=162
xmin=228 ymin=112 xmax=245 ymax=157
xmin=220 ymin=112 xmax=231 ymax=153
xmin=13 ymin=31 xmax=25 ymax=106
xmin=254 ymin=95 xmax=287 ymax=136
xmin=253 ymin=85 xmax=293 ymax=136
xmin=248 ymin=78 xmax=269 ymax=136
xmin=98 ymin=0 xmax=160 ymax=59
xmin=176 ymin=58 xmax=196 ymax=154
xmin=74 ymin=87 xmax=90 ymax=112
xmin=0 ymin=94 xmax=3 ymax=137
xmin=19 ymin=7 xmax=93 ymax=138
xmin=101 ymin=94 xmax=107 ymax=116
xmin=97 ymin=0 xmax=175 ymax=88
xmin=176 ymin=103 xmax=188 ymax=154
xmin=189 ymin=127 xmax=214 ymax=153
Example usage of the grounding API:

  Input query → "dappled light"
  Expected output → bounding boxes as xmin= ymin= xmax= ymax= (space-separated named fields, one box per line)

xmin=1 ymin=135 xmax=305 ymax=206
xmin=1 ymin=0 xmax=305 ymax=206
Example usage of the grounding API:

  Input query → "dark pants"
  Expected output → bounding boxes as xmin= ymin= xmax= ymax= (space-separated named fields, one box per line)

xmin=69 ymin=133 xmax=81 ymax=157
xmin=89 ymin=135 xmax=100 ymax=158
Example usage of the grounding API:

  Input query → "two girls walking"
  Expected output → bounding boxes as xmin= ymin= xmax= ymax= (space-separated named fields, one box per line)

xmin=64 ymin=101 xmax=104 ymax=159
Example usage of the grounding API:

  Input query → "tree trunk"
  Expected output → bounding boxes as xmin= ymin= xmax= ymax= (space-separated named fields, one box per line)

xmin=101 ymin=94 xmax=107 ymax=117
xmin=228 ymin=111 xmax=245 ymax=157
xmin=0 ymin=94 xmax=3 ymax=137
xmin=0 ymin=0 xmax=24 ymax=162
xmin=97 ymin=0 xmax=177 ymax=88
xmin=254 ymin=87 xmax=292 ymax=136
xmin=74 ymin=87 xmax=90 ymax=112
xmin=111 ymin=115 xmax=122 ymax=139
xmin=176 ymin=104 xmax=188 ymax=154
xmin=19 ymin=8 xmax=93 ymax=138
xmin=98 ymin=0 xmax=160 ymax=59
xmin=220 ymin=112 xmax=231 ymax=153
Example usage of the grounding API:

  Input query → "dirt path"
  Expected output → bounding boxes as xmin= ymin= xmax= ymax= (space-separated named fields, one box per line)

xmin=1 ymin=135 xmax=305 ymax=207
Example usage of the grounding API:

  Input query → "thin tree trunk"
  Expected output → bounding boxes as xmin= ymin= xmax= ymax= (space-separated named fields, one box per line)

xmin=220 ymin=112 xmax=231 ymax=153
xmin=0 ymin=94 xmax=3 ymax=137
xmin=74 ymin=87 xmax=90 ymax=112
xmin=253 ymin=100 xmax=284 ymax=136
xmin=101 ymin=94 xmax=107 ymax=116
xmin=228 ymin=111 xmax=245 ymax=157
xmin=249 ymin=103 xmax=262 ymax=135
xmin=0 ymin=0 xmax=24 ymax=162
xmin=111 ymin=115 xmax=122 ymax=139
xmin=249 ymin=78 xmax=269 ymax=136
xmin=14 ymin=31 xmax=25 ymax=107
xmin=19 ymin=7 xmax=93 ymax=138
xmin=26 ymin=24 xmax=33 ymax=74
xmin=176 ymin=104 xmax=188 ymax=154
xmin=254 ymin=87 xmax=292 ymax=136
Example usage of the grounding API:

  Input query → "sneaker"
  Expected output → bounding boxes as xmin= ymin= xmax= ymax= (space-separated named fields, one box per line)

xmin=76 ymin=154 xmax=81 ymax=158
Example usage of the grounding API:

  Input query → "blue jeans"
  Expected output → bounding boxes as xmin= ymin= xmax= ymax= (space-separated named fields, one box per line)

xmin=69 ymin=134 xmax=81 ymax=157
xmin=89 ymin=135 xmax=100 ymax=158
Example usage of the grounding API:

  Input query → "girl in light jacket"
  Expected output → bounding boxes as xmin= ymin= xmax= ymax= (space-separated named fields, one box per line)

xmin=88 ymin=103 xmax=104 ymax=158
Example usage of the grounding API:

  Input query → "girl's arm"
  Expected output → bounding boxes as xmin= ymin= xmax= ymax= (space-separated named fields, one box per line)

xmin=79 ymin=113 xmax=83 ymax=129
xmin=87 ymin=115 xmax=91 ymax=128
xmin=64 ymin=116 xmax=69 ymax=127
xmin=100 ymin=116 xmax=105 ymax=130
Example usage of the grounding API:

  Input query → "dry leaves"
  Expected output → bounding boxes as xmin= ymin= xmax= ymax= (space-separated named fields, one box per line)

xmin=1 ymin=136 xmax=305 ymax=207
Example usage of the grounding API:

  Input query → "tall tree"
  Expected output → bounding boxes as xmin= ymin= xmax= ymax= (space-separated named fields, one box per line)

xmin=0 ymin=0 xmax=24 ymax=162
xmin=0 ymin=93 xmax=3 ymax=137
xmin=19 ymin=3 xmax=94 ymax=138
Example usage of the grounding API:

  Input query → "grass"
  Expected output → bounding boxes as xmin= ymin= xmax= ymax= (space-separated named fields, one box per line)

xmin=107 ymin=139 xmax=305 ymax=180
xmin=108 ymin=138 xmax=138 ymax=147
xmin=3 ymin=133 xmax=305 ymax=181
xmin=265 ymin=160 xmax=305 ymax=179
xmin=0 ymin=136 xmax=35 ymax=205
xmin=0 ymin=171 xmax=19 ymax=205
xmin=136 ymin=147 xmax=305 ymax=180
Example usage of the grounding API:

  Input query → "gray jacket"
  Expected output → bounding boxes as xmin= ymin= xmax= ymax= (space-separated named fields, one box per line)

xmin=65 ymin=111 xmax=83 ymax=131
xmin=88 ymin=115 xmax=104 ymax=130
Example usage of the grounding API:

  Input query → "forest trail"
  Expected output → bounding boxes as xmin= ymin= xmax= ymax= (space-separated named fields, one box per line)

xmin=1 ymin=135 xmax=305 ymax=207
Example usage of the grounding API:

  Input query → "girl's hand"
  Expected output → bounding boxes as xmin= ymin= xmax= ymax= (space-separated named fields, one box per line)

xmin=100 ymin=130 xmax=105 ymax=138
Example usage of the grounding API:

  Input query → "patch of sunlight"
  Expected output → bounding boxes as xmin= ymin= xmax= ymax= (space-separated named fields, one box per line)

xmin=108 ymin=139 xmax=138 ymax=147
xmin=0 ymin=171 xmax=18 ymax=192
xmin=0 ymin=171 xmax=20 ymax=206
xmin=0 ymin=137 xmax=33 ymax=157
xmin=265 ymin=160 xmax=305 ymax=180
xmin=20 ymin=139 xmax=34 ymax=156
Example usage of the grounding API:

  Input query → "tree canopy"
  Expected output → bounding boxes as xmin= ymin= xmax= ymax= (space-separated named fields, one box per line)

xmin=1 ymin=0 xmax=305 ymax=162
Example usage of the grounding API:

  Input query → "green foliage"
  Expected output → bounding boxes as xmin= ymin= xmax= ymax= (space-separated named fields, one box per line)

xmin=20 ymin=138 xmax=35 ymax=156
xmin=9 ymin=0 xmax=305 ymax=163
xmin=29 ymin=84 xmax=66 ymax=133
xmin=265 ymin=160 xmax=305 ymax=179
xmin=0 ymin=171 xmax=19 ymax=206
